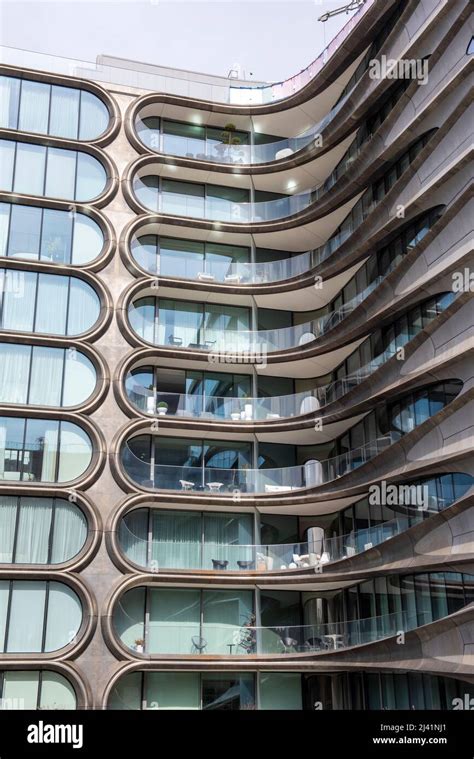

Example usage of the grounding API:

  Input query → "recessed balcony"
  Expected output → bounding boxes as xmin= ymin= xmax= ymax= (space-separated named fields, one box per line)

xmin=127 ymin=281 xmax=379 ymax=354
xmin=125 ymin=347 xmax=397 ymax=420
xmin=121 ymin=433 xmax=397 ymax=494
xmin=135 ymin=94 xmax=351 ymax=166
xmin=117 ymin=609 xmax=421 ymax=656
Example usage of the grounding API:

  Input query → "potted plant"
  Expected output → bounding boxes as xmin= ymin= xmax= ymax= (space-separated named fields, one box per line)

xmin=157 ymin=401 xmax=168 ymax=416
xmin=134 ymin=638 xmax=145 ymax=653
xmin=215 ymin=122 xmax=243 ymax=162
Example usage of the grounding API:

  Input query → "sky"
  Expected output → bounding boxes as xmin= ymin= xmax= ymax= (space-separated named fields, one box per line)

xmin=0 ymin=0 xmax=352 ymax=83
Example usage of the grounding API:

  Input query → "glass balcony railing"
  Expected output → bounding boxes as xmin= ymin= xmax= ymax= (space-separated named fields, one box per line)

xmin=134 ymin=167 xmax=378 ymax=225
xmin=129 ymin=346 xmax=398 ymax=420
xmin=130 ymin=278 xmax=381 ymax=353
xmin=120 ymin=609 xmax=426 ymax=656
xmin=121 ymin=433 xmax=399 ymax=494
xmin=120 ymin=509 xmax=445 ymax=573
xmin=136 ymin=91 xmax=353 ymax=165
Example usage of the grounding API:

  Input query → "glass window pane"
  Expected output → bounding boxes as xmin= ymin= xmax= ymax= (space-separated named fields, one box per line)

xmin=148 ymin=588 xmax=200 ymax=654
xmin=0 ymin=270 xmax=37 ymax=332
xmin=67 ymin=278 xmax=100 ymax=335
xmin=51 ymin=500 xmax=87 ymax=563
xmin=29 ymin=346 xmax=64 ymax=406
xmin=44 ymin=581 xmax=82 ymax=651
xmin=71 ymin=214 xmax=103 ymax=264
xmin=78 ymin=91 xmax=109 ymax=139
xmin=114 ymin=587 xmax=145 ymax=650
xmin=40 ymin=671 xmax=76 ymax=710
xmin=260 ymin=673 xmax=302 ymax=710
xmin=18 ymin=80 xmax=50 ymax=134
xmin=75 ymin=152 xmax=106 ymax=201
xmin=56 ymin=421 xmax=92 ymax=482
xmin=0 ymin=141 xmax=15 ymax=192
xmin=0 ymin=343 xmax=30 ymax=404
xmin=22 ymin=418 xmax=59 ymax=483
xmin=202 ymin=589 xmax=254 ymax=654
xmin=7 ymin=580 xmax=46 ymax=652
xmin=8 ymin=204 xmax=42 ymax=259
xmin=145 ymin=672 xmax=200 ymax=710
xmin=45 ymin=147 xmax=76 ymax=200
xmin=0 ymin=580 xmax=8 ymax=649
xmin=2 ymin=671 xmax=39 ymax=709
xmin=49 ymin=85 xmax=80 ymax=139
xmin=108 ymin=672 xmax=142 ymax=710
xmin=0 ymin=203 xmax=10 ymax=257
xmin=41 ymin=208 xmax=73 ymax=264
xmin=35 ymin=273 xmax=69 ymax=335
xmin=0 ymin=77 xmax=20 ymax=129
xmin=62 ymin=350 xmax=96 ymax=406
xmin=0 ymin=497 xmax=17 ymax=563
xmin=15 ymin=497 xmax=53 ymax=563
xmin=14 ymin=142 xmax=46 ymax=196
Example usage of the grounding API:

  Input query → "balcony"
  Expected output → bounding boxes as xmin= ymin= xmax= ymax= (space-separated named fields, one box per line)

xmin=119 ymin=513 xmax=427 ymax=572
xmin=136 ymin=92 xmax=352 ymax=165
xmin=127 ymin=347 xmax=397 ymax=420
xmin=118 ymin=610 xmax=423 ymax=657
xmin=128 ymin=278 xmax=381 ymax=353
xmin=121 ymin=433 xmax=398 ymax=494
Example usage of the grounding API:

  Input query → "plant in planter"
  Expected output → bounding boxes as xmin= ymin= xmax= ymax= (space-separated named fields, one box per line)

xmin=215 ymin=122 xmax=243 ymax=162
xmin=134 ymin=638 xmax=145 ymax=653
xmin=157 ymin=401 xmax=168 ymax=415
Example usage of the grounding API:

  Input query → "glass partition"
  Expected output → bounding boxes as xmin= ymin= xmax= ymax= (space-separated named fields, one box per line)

xmin=0 ymin=75 xmax=110 ymax=139
xmin=0 ymin=495 xmax=88 ymax=564
xmin=0 ymin=416 xmax=93 ymax=483
xmin=0 ymin=580 xmax=82 ymax=652
xmin=0 ymin=139 xmax=107 ymax=201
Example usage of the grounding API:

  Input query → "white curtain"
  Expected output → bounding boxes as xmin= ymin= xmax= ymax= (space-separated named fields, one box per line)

xmin=51 ymin=500 xmax=87 ymax=563
xmin=0 ymin=497 xmax=17 ymax=562
xmin=0 ymin=203 xmax=10 ymax=257
xmin=1 ymin=270 xmax=37 ymax=332
xmin=67 ymin=279 xmax=100 ymax=336
xmin=0 ymin=579 xmax=10 ymax=650
xmin=18 ymin=80 xmax=50 ymax=134
xmin=152 ymin=510 xmax=201 ymax=569
xmin=44 ymin=581 xmax=82 ymax=652
xmin=119 ymin=509 xmax=148 ymax=567
xmin=56 ymin=422 xmax=92 ymax=483
xmin=44 ymin=147 xmax=77 ymax=200
xmin=13 ymin=142 xmax=46 ymax=196
xmin=15 ymin=497 xmax=53 ymax=564
xmin=35 ymin=274 xmax=69 ymax=335
xmin=29 ymin=346 xmax=64 ymax=406
xmin=49 ymin=85 xmax=80 ymax=139
xmin=0 ymin=140 xmax=15 ymax=191
xmin=0 ymin=343 xmax=30 ymax=404
xmin=0 ymin=76 xmax=20 ymax=129
xmin=62 ymin=350 xmax=96 ymax=406
xmin=6 ymin=580 xmax=46 ymax=652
